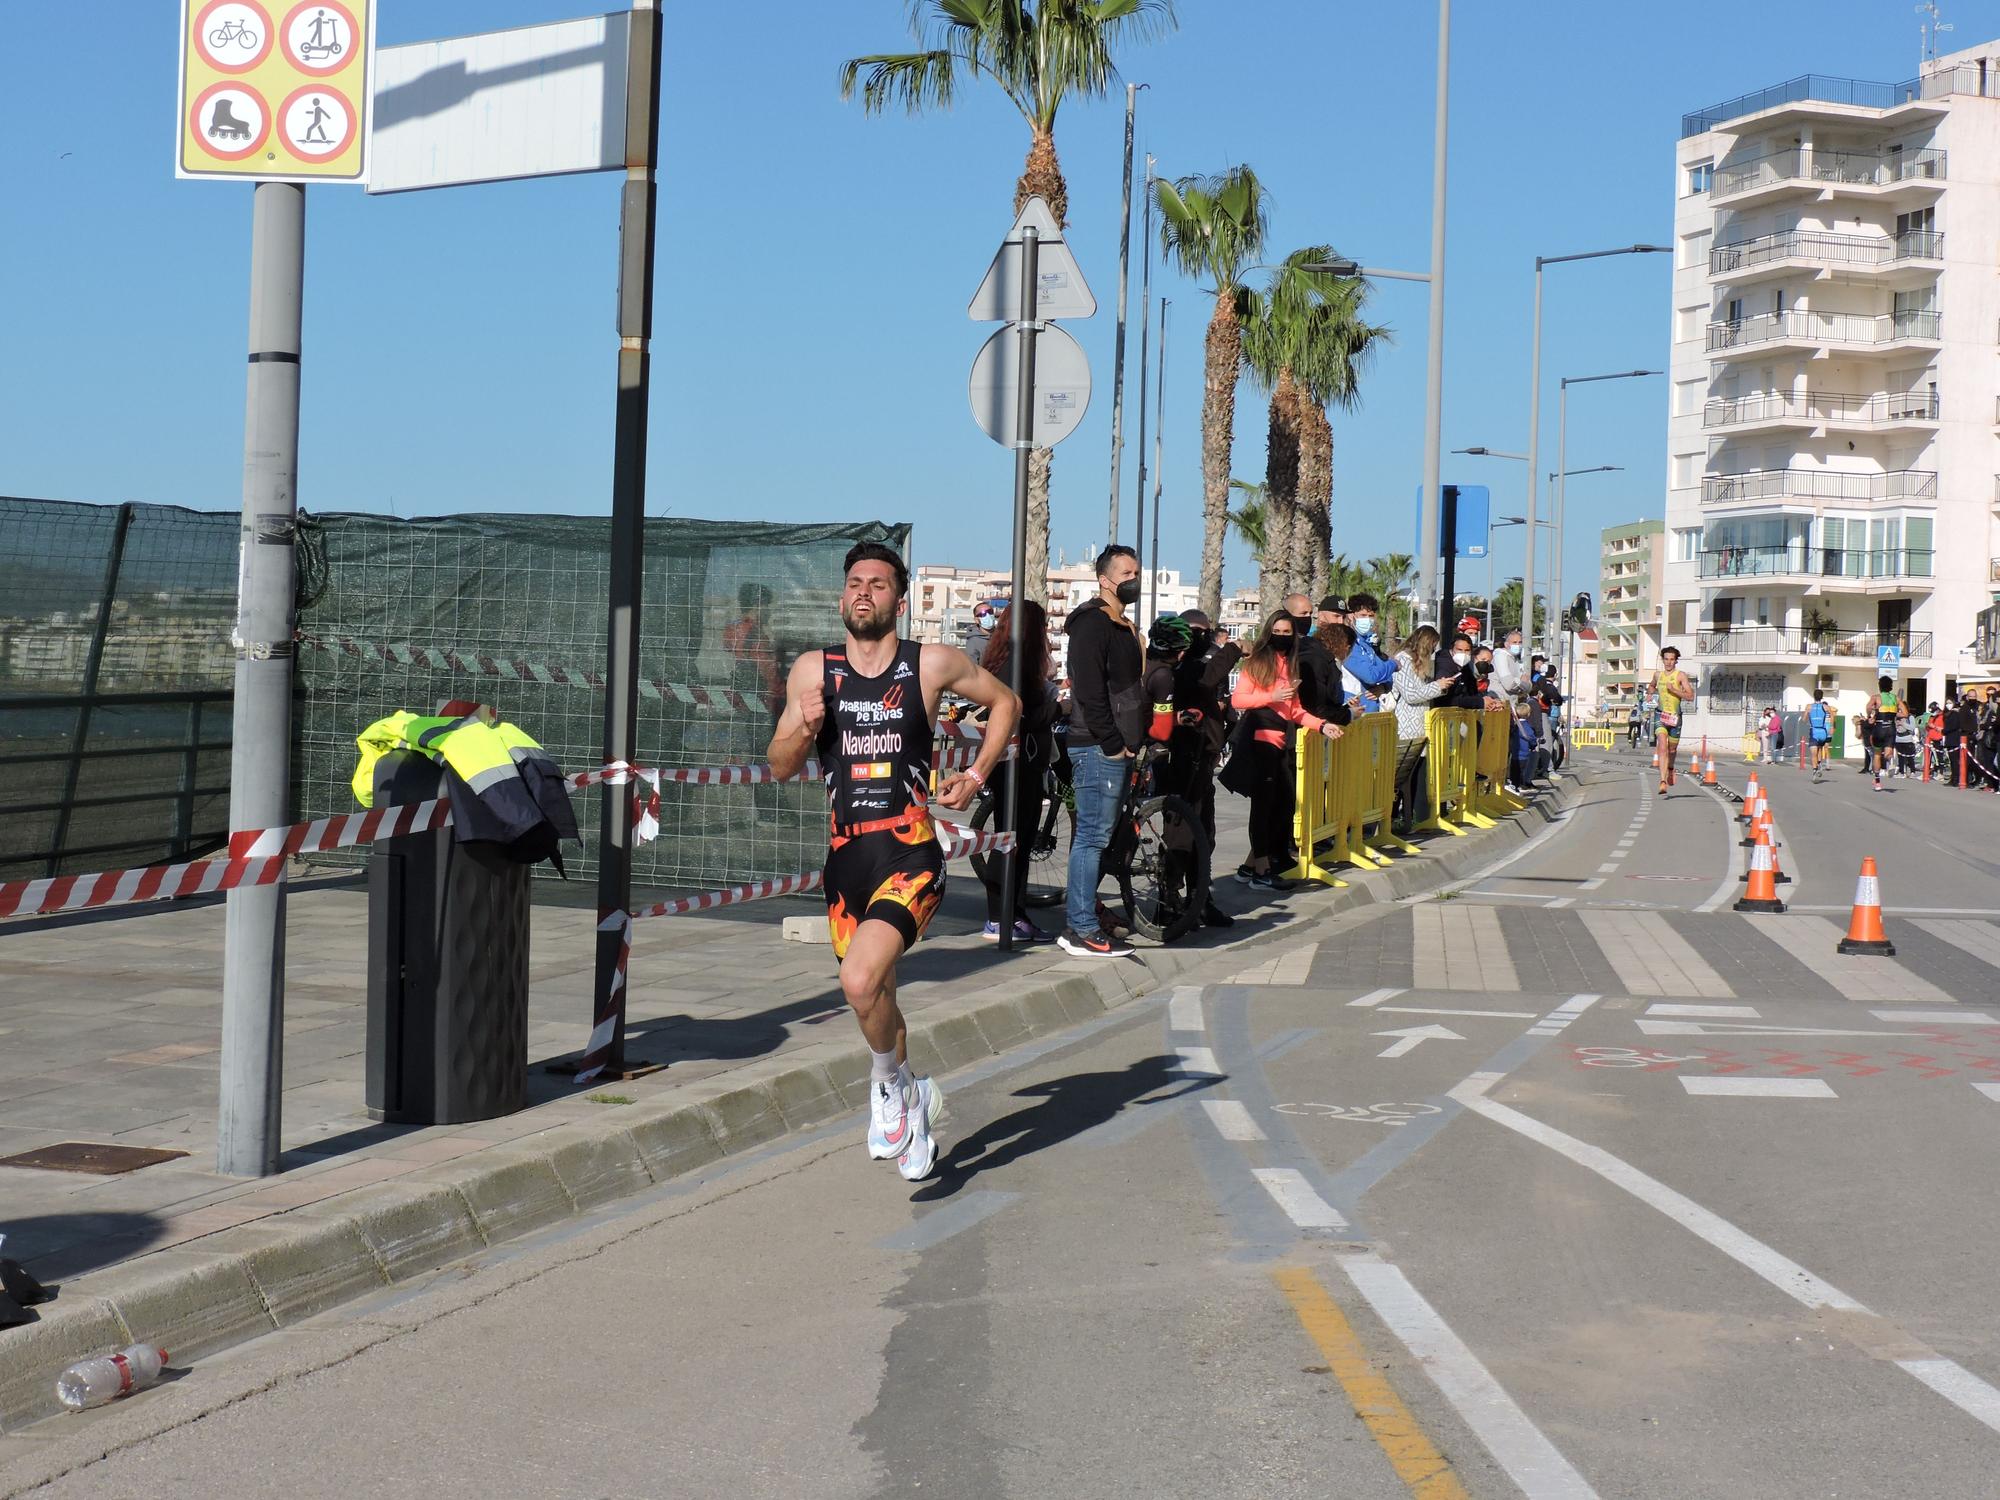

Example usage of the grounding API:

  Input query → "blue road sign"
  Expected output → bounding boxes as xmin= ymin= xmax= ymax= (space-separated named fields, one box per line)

xmin=1877 ymin=643 xmax=1902 ymax=674
xmin=1417 ymin=484 xmax=1490 ymax=558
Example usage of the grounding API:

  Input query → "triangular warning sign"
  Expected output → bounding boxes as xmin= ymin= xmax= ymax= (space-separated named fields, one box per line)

xmin=967 ymin=195 xmax=1096 ymax=322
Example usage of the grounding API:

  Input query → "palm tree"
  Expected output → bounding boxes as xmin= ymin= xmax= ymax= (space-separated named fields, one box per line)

xmin=1240 ymin=249 xmax=1347 ymax=613
xmin=1294 ymin=281 xmax=1388 ymax=601
xmin=840 ymin=1 xmax=1175 ymax=605
xmin=1325 ymin=552 xmax=1369 ymax=605
xmin=1227 ymin=478 xmax=1269 ymax=569
xmin=1156 ymin=165 xmax=1270 ymax=618
xmin=1364 ymin=552 xmax=1419 ymax=635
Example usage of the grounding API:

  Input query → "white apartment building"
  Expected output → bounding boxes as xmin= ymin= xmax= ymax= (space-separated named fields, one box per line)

xmin=910 ymin=562 xmax=1201 ymax=675
xmin=1663 ymin=49 xmax=2000 ymax=749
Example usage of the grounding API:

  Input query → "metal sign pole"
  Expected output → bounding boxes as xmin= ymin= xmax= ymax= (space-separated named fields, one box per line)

xmin=587 ymin=0 xmax=663 ymax=1078
xmin=1106 ymin=84 xmax=1139 ymax=547
xmin=997 ymin=226 xmax=1041 ymax=955
xmin=218 ymin=181 xmax=305 ymax=1177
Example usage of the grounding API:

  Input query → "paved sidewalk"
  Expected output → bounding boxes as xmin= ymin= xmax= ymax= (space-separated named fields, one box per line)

xmin=0 ymin=780 xmax=1575 ymax=1435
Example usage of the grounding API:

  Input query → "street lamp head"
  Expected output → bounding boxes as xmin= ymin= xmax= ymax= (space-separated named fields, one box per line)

xmin=1316 ymin=257 xmax=1360 ymax=276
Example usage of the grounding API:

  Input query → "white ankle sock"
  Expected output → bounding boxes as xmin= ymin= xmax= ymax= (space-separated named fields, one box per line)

xmin=869 ymin=1048 xmax=899 ymax=1086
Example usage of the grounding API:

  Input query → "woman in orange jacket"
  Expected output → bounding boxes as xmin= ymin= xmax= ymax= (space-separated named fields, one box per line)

xmin=1230 ymin=609 xmax=1344 ymax=890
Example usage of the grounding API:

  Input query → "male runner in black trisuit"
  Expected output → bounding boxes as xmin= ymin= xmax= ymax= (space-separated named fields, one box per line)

xmin=767 ymin=543 xmax=1019 ymax=1182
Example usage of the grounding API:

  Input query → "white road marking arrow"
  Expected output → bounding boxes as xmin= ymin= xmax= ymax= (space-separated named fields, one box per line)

xmin=1374 ymin=1024 xmax=1464 ymax=1059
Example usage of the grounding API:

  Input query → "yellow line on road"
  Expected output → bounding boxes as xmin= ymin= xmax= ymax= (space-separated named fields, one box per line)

xmin=1274 ymin=1265 xmax=1470 ymax=1500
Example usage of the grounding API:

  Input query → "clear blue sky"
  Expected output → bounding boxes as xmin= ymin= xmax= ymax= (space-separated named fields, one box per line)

xmin=1 ymin=1 xmax=1979 ymax=600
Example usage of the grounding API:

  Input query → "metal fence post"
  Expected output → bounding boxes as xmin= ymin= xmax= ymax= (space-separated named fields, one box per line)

xmin=46 ymin=502 xmax=133 ymax=876
xmin=585 ymin=0 xmax=663 ymax=1079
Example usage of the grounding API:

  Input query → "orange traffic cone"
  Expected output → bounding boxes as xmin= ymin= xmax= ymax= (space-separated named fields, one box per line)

xmin=1738 ymin=772 xmax=1760 ymax=822
xmin=1836 ymin=857 xmax=1895 ymax=955
xmin=1740 ymin=791 xmax=1765 ymax=847
xmin=1651 ymin=745 xmax=1661 ymax=769
xmin=1703 ymin=754 xmax=1719 ymax=788
xmin=1735 ymin=836 xmax=1785 ymax=912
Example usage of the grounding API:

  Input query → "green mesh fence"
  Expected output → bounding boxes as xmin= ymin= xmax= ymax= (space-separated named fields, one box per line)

xmin=3 ymin=498 xmax=907 ymax=894
xmin=294 ymin=511 xmax=910 ymax=894
xmin=0 ymin=499 xmax=238 ymax=880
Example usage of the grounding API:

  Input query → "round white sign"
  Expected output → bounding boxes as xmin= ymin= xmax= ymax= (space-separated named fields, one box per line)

xmin=281 ymin=87 xmax=353 ymax=160
xmin=967 ymin=323 xmax=1093 ymax=449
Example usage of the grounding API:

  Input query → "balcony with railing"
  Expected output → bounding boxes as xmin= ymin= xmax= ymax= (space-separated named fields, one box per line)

xmin=1701 ymin=468 xmax=1935 ymax=505
xmin=1698 ymin=545 xmax=1935 ymax=581
xmin=1708 ymin=228 xmax=1943 ymax=278
xmin=1696 ymin=626 xmax=1933 ymax=659
xmin=1682 ymin=66 xmax=1999 ymax=138
xmin=1712 ymin=146 xmax=1946 ymax=201
xmin=1703 ymin=389 xmax=1939 ymax=430
xmin=1706 ymin=308 xmax=1940 ymax=355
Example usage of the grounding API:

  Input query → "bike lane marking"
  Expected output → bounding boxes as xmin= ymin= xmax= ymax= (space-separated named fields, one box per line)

xmin=1647 ymin=1003 xmax=1761 ymax=1018
xmin=1448 ymin=1074 xmax=2000 ymax=1440
xmin=1679 ymin=1077 xmax=1837 ymax=1098
xmin=1188 ymin=987 xmax=1610 ymax=1497
xmin=1167 ymin=985 xmax=1205 ymax=1034
xmin=1272 ymin=1266 xmax=1474 ymax=1500
xmin=1201 ymin=1099 xmax=1265 ymax=1142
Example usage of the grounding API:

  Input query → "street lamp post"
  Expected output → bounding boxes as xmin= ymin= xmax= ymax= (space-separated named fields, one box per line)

xmin=1522 ymin=244 xmax=1670 ymax=666
xmin=1455 ymin=446 xmax=1620 ymax=644
xmin=1554 ymin=371 xmax=1659 ymax=661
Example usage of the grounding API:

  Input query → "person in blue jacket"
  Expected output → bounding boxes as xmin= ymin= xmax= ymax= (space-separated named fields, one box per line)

xmin=1342 ymin=592 xmax=1398 ymax=709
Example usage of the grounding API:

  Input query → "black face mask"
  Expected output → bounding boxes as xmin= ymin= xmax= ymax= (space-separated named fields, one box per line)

xmin=1115 ymin=578 xmax=1142 ymax=606
xmin=1188 ymin=628 xmax=1213 ymax=651
xmin=1272 ymin=635 xmax=1296 ymax=656
xmin=1290 ymin=613 xmax=1312 ymax=637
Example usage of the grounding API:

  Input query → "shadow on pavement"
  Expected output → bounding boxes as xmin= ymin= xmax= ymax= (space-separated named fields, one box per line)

xmin=0 ymin=1211 xmax=165 ymax=1284
xmin=910 ymin=1055 xmax=1217 ymax=1203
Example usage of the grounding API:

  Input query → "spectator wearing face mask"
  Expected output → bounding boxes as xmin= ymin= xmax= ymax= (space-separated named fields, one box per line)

xmin=1489 ymin=629 xmax=1528 ymax=703
xmin=1284 ymin=591 xmax=1345 ymax=722
xmin=1343 ymin=592 xmax=1398 ymax=708
xmin=1434 ymin=633 xmax=1487 ymax=709
xmin=1227 ymin=609 xmax=1343 ymax=889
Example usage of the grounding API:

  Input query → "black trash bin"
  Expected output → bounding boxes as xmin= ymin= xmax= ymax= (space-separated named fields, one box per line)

xmin=365 ymin=754 xmax=531 ymax=1125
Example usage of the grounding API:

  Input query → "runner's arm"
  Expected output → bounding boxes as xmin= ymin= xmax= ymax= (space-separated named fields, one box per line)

xmin=926 ymin=646 xmax=1020 ymax=810
xmin=765 ymin=651 xmax=825 ymax=782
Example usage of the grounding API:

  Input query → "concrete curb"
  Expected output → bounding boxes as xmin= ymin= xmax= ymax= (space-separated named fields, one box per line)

xmin=0 ymin=779 xmax=1578 ymax=1434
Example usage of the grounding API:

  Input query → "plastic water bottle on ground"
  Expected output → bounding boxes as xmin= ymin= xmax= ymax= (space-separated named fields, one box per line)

xmin=56 ymin=1345 xmax=168 ymax=1411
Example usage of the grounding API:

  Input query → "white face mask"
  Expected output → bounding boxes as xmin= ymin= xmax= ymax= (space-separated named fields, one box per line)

xmin=1451 ymin=651 xmax=1471 ymax=667
xmin=1354 ymin=615 xmax=1376 ymax=638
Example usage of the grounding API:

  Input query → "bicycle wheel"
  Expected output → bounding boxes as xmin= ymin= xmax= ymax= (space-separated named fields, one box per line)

xmin=1113 ymin=794 xmax=1210 ymax=944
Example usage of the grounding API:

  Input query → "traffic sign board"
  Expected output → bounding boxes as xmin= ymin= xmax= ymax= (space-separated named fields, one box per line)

xmin=968 ymin=196 xmax=1097 ymax=321
xmin=968 ymin=322 xmax=1092 ymax=448
xmin=178 ymin=0 xmax=374 ymax=182
xmin=1877 ymin=643 xmax=1902 ymax=673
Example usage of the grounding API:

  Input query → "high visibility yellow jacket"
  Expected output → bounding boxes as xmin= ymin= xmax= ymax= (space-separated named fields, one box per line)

xmin=353 ymin=709 xmax=579 ymax=870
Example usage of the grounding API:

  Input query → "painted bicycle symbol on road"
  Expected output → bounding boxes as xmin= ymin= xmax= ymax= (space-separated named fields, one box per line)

xmin=1275 ymin=1102 xmax=1445 ymax=1127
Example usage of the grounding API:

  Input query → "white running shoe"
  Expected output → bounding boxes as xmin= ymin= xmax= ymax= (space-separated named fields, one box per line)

xmin=896 ymin=1099 xmax=939 ymax=1181
xmin=867 ymin=1077 xmax=911 ymax=1160
xmin=903 ymin=1070 xmax=946 ymax=1133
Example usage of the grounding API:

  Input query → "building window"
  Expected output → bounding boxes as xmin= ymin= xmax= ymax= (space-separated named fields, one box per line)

xmin=1673 ymin=527 xmax=1702 ymax=562
xmin=1685 ymin=160 xmax=1714 ymax=195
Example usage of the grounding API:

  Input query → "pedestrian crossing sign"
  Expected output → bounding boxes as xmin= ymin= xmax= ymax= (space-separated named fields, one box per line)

xmin=1877 ymin=643 xmax=1901 ymax=674
xmin=177 ymin=0 xmax=376 ymax=182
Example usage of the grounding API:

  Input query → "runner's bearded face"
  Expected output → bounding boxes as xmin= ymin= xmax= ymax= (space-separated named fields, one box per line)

xmin=841 ymin=564 xmax=901 ymax=643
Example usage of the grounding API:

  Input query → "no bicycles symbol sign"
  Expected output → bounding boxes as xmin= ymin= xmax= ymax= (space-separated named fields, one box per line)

xmin=177 ymin=0 xmax=375 ymax=182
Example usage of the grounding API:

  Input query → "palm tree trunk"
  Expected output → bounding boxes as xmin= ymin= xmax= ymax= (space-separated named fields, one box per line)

xmin=1295 ymin=404 xmax=1333 ymax=601
xmin=1198 ymin=285 xmax=1240 ymax=619
xmin=1260 ymin=367 xmax=1301 ymax=616
xmin=1012 ymin=130 xmax=1068 ymax=607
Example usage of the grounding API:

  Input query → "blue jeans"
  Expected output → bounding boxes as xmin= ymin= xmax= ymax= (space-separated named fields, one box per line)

xmin=1065 ymin=742 xmax=1127 ymax=937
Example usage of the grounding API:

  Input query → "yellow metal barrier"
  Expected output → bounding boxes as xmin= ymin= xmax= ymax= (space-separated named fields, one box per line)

xmin=1347 ymin=712 xmax=1419 ymax=868
xmin=1467 ymin=709 xmax=1511 ymax=824
xmin=1285 ymin=712 xmax=1421 ymax=883
xmin=1419 ymin=708 xmax=1485 ymax=835
xmin=1287 ymin=724 xmax=1348 ymax=887
xmin=1571 ymin=726 xmax=1617 ymax=749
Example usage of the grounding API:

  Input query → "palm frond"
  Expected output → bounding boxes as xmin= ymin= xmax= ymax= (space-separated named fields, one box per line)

xmin=838 ymin=49 xmax=961 ymax=114
xmin=1153 ymin=164 xmax=1270 ymax=290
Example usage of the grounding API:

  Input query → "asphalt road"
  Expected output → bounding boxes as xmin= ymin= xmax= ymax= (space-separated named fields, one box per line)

xmin=10 ymin=750 xmax=2000 ymax=1498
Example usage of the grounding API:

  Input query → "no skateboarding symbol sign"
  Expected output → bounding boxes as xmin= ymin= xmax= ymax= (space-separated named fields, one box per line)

xmin=177 ymin=0 xmax=374 ymax=181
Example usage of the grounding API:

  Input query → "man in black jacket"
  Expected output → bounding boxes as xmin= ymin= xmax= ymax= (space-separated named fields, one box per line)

xmin=1285 ymin=591 xmax=1347 ymax=722
xmin=1170 ymin=609 xmax=1240 ymax=927
xmin=1060 ymin=544 xmax=1144 ymax=957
